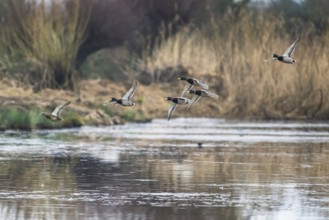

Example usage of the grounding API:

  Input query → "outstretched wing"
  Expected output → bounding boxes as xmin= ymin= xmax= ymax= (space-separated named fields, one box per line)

xmin=122 ymin=81 xmax=138 ymax=101
xmin=195 ymin=79 xmax=209 ymax=90
xmin=187 ymin=95 xmax=201 ymax=111
xmin=283 ymin=38 xmax=299 ymax=57
xmin=167 ymin=102 xmax=178 ymax=121
xmin=52 ymin=101 xmax=70 ymax=117
xmin=206 ymin=90 xmax=219 ymax=99
xmin=181 ymin=83 xmax=193 ymax=97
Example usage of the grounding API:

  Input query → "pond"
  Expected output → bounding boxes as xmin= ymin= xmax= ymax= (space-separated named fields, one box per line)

xmin=0 ymin=118 xmax=329 ymax=220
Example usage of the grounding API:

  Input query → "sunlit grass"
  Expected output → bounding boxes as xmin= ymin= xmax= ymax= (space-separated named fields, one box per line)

xmin=121 ymin=109 xmax=149 ymax=122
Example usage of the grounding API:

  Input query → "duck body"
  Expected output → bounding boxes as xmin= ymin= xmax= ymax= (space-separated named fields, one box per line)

xmin=272 ymin=54 xmax=295 ymax=64
xmin=104 ymin=81 xmax=138 ymax=107
xmin=41 ymin=101 xmax=70 ymax=122
xmin=178 ymin=76 xmax=209 ymax=96
xmin=187 ymin=89 xmax=219 ymax=110
xmin=166 ymin=96 xmax=191 ymax=120
xmin=41 ymin=113 xmax=63 ymax=122
xmin=265 ymin=38 xmax=299 ymax=64
xmin=189 ymin=89 xmax=218 ymax=98
xmin=108 ymin=97 xmax=135 ymax=106
xmin=166 ymin=97 xmax=191 ymax=104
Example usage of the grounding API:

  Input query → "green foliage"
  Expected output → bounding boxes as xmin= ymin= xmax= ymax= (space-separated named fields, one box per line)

xmin=0 ymin=106 xmax=82 ymax=130
xmin=36 ymin=110 xmax=83 ymax=129
xmin=61 ymin=112 xmax=83 ymax=128
xmin=100 ymin=105 xmax=113 ymax=117
xmin=0 ymin=107 xmax=32 ymax=130
xmin=121 ymin=109 xmax=149 ymax=122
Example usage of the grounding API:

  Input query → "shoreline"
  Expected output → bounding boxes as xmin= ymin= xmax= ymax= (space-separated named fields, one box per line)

xmin=0 ymin=78 xmax=324 ymax=131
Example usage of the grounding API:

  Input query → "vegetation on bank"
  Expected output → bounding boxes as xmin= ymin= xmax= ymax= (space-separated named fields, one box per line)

xmin=0 ymin=0 xmax=329 ymax=128
xmin=132 ymin=9 xmax=329 ymax=120
xmin=0 ymin=0 xmax=92 ymax=90
xmin=0 ymin=106 xmax=83 ymax=130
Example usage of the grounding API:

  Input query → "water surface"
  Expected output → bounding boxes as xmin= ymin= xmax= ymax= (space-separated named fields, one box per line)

xmin=1 ymin=118 xmax=329 ymax=220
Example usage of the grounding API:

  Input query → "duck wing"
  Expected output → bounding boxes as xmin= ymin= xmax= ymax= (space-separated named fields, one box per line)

xmin=181 ymin=83 xmax=193 ymax=96
xmin=283 ymin=38 xmax=299 ymax=58
xmin=122 ymin=81 xmax=138 ymax=101
xmin=167 ymin=102 xmax=178 ymax=121
xmin=52 ymin=101 xmax=70 ymax=117
xmin=206 ymin=90 xmax=219 ymax=99
xmin=187 ymin=95 xmax=201 ymax=111
xmin=195 ymin=79 xmax=209 ymax=90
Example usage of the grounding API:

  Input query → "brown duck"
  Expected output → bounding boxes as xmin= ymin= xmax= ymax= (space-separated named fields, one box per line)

xmin=41 ymin=101 xmax=70 ymax=122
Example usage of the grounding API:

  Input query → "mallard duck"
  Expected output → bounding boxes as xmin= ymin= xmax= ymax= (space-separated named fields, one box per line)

xmin=41 ymin=101 xmax=70 ymax=122
xmin=165 ymin=97 xmax=191 ymax=121
xmin=264 ymin=38 xmax=299 ymax=64
xmin=104 ymin=81 xmax=138 ymax=107
xmin=187 ymin=89 xmax=219 ymax=110
xmin=178 ymin=76 xmax=209 ymax=96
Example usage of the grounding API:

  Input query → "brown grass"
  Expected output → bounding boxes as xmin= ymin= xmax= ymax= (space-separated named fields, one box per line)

xmin=132 ymin=9 xmax=329 ymax=120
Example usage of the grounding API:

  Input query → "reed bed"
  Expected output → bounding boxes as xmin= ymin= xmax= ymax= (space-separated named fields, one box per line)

xmin=133 ymin=10 xmax=329 ymax=119
xmin=0 ymin=0 xmax=92 ymax=90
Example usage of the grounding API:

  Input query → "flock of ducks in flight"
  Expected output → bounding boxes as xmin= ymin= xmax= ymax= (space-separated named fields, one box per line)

xmin=41 ymin=38 xmax=299 ymax=122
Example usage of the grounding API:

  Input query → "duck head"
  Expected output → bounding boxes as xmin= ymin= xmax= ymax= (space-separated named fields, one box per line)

xmin=272 ymin=54 xmax=279 ymax=58
xmin=165 ymin=97 xmax=173 ymax=101
xmin=110 ymin=97 xmax=117 ymax=102
xmin=178 ymin=76 xmax=187 ymax=81
xmin=188 ymin=90 xmax=196 ymax=94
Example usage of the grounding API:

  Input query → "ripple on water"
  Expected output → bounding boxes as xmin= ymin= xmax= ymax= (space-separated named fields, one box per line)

xmin=1 ymin=118 xmax=329 ymax=220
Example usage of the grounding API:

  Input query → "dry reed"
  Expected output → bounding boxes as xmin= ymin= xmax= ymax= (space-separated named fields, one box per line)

xmin=0 ymin=0 xmax=92 ymax=90
xmin=133 ymin=9 xmax=329 ymax=120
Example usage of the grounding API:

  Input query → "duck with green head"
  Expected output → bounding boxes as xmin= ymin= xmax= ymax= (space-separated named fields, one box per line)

xmin=265 ymin=38 xmax=299 ymax=64
xmin=187 ymin=89 xmax=219 ymax=111
xmin=165 ymin=96 xmax=191 ymax=121
xmin=178 ymin=76 xmax=209 ymax=96
xmin=104 ymin=81 xmax=138 ymax=107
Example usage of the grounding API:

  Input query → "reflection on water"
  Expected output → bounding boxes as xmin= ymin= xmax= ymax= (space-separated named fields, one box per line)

xmin=1 ymin=118 xmax=329 ymax=219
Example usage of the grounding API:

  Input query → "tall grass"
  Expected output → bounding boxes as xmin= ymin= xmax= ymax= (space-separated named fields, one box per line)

xmin=0 ymin=0 xmax=92 ymax=90
xmin=133 ymin=9 xmax=329 ymax=120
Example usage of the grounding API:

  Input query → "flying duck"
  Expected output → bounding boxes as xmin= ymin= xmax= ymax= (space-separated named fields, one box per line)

xmin=187 ymin=89 xmax=219 ymax=110
xmin=264 ymin=38 xmax=299 ymax=64
xmin=165 ymin=97 xmax=191 ymax=121
xmin=104 ymin=81 xmax=138 ymax=107
xmin=41 ymin=101 xmax=70 ymax=122
xmin=178 ymin=76 xmax=209 ymax=96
